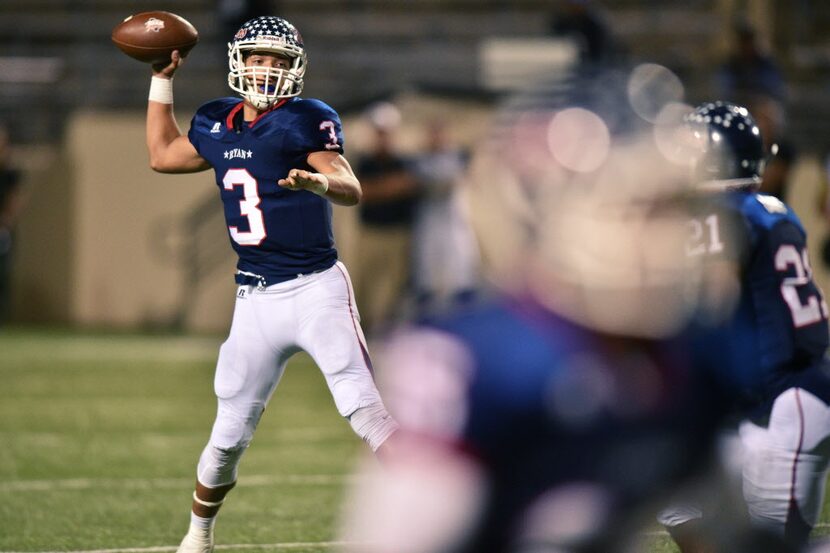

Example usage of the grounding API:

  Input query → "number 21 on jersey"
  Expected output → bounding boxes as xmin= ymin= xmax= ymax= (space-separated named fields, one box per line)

xmin=686 ymin=214 xmax=724 ymax=256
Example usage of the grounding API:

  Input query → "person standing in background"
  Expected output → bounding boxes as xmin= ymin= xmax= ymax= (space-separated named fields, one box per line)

xmin=353 ymin=102 xmax=419 ymax=335
xmin=549 ymin=0 xmax=621 ymax=65
xmin=746 ymin=94 xmax=796 ymax=201
xmin=714 ymin=18 xmax=787 ymax=105
xmin=0 ymin=125 xmax=24 ymax=325
xmin=411 ymin=121 xmax=478 ymax=314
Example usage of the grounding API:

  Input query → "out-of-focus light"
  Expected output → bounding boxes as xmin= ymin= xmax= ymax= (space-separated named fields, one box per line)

xmin=547 ymin=108 xmax=610 ymax=173
xmin=519 ymin=484 xmax=611 ymax=547
xmin=653 ymin=101 xmax=696 ymax=165
xmin=627 ymin=63 xmax=684 ymax=123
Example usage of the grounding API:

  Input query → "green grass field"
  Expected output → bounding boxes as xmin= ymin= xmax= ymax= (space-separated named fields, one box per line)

xmin=0 ymin=328 xmax=362 ymax=553
xmin=0 ymin=328 xmax=827 ymax=553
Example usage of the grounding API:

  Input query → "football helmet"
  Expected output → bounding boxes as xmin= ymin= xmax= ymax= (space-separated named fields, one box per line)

xmin=684 ymin=101 xmax=765 ymax=190
xmin=466 ymin=64 xmax=725 ymax=338
xmin=228 ymin=16 xmax=307 ymax=110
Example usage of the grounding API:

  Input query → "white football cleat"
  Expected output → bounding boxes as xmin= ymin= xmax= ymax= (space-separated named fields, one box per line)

xmin=176 ymin=526 xmax=214 ymax=553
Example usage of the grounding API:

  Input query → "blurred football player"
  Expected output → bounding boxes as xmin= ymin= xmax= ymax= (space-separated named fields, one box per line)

xmin=338 ymin=66 xmax=789 ymax=553
xmin=659 ymin=102 xmax=830 ymax=552
xmin=143 ymin=15 xmax=398 ymax=553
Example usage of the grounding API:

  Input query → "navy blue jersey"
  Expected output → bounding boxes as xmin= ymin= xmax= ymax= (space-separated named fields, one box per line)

xmin=188 ymin=97 xmax=345 ymax=285
xmin=694 ymin=190 xmax=830 ymax=407
xmin=413 ymin=299 xmax=749 ymax=553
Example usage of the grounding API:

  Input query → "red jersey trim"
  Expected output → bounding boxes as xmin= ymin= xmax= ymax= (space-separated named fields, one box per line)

xmin=250 ymin=99 xmax=289 ymax=128
xmin=225 ymin=102 xmax=244 ymax=130
xmin=224 ymin=99 xmax=290 ymax=130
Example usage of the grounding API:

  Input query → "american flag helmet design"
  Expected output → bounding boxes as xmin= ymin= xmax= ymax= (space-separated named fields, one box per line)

xmin=231 ymin=16 xmax=303 ymax=48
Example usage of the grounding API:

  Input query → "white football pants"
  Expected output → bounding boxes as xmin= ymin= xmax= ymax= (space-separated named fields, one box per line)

xmin=659 ymin=387 xmax=830 ymax=545
xmin=740 ymin=388 xmax=830 ymax=539
xmin=196 ymin=261 xmax=387 ymax=488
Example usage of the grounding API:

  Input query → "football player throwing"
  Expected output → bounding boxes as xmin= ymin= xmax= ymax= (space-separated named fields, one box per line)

xmin=144 ymin=15 xmax=399 ymax=553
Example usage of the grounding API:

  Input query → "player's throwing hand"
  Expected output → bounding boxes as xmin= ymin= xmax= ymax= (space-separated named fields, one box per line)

xmin=151 ymin=50 xmax=184 ymax=79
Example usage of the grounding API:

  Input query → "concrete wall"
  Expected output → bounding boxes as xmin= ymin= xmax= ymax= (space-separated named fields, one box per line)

xmin=12 ymin=147 xmax=75 ymax=324
xmin=67 ymin=112 xmax=236 ymax=331
xmin=12 ymin=111 xmax=237 ymax=332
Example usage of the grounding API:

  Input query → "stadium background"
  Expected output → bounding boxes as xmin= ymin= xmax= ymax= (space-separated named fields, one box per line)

xmin=3 ymin=0 xmax=830 ymax=332
xmin=3 ymin=2 xmax=830 ymax=552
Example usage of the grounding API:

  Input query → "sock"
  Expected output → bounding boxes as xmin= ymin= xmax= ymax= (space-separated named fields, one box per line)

xmin=348 ymin=403 xmax=399 ymax=451
xmin=190 ymin=512 xmax=215 ymax=532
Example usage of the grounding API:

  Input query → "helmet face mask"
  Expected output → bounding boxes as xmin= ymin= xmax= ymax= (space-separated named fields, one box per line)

xmin=228 ymin=17 xmax=307 ymax=110
xmin=684 ymin=101 xmax=766 ymax=191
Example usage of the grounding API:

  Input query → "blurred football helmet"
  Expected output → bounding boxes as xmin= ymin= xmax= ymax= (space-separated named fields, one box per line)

xmin=684 ymin=101 xmax=765 ymax=190
xmin=228 ymin=16 xmax=307 ymax=110
xmin=466 ymin=64 xmax=732 ymax=337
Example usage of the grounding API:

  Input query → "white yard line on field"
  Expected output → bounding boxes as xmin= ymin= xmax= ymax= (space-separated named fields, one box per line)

xmin=0 ymin=473 xmax=348 ymax=492
xmin=0 ymin=541 xmax=355 ymax=553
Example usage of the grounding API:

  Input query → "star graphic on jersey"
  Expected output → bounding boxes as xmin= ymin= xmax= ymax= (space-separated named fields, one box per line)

xmin=224 ymin=151 xmax=229 ymax=159
xmin=247 ymin=150 xmax=253 ymax=158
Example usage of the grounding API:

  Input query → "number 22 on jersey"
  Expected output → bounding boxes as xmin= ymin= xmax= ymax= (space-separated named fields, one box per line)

xmin=775 ymin=244 xmax=829 ymax=327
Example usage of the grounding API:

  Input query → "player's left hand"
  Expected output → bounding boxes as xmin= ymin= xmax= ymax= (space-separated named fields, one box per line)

xmin=278 ymin=169 xmax=329 ymax=195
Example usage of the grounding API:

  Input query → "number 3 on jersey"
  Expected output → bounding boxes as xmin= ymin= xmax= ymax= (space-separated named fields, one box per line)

xmin=223 ymin=168 xmax=266 ymax=246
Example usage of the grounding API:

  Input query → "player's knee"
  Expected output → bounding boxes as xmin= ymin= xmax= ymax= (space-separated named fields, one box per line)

xmin=210 ymin=404 xmax=262 ymax=449
xmin=348 ymin=403 xmax=399 ymax=452
xmin=197 ymin=407 xmax=260 ymax=486
xmin=197 ymin=443 xmax=248 ymax=488
xmin=213 ymin=443 xmax=247 ymax=465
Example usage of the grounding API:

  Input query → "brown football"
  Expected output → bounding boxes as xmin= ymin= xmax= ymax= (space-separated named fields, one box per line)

xmin=112 ymin=11 xmax=199 ymax=64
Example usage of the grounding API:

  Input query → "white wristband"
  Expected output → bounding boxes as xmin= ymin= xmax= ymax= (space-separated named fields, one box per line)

xmin=148 ymin=76 xmax=174 ymax=104
xmin=308 ymin=174 xmax=329 ymax=196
